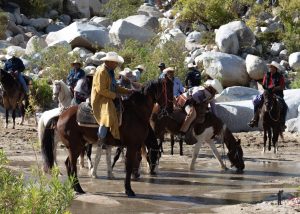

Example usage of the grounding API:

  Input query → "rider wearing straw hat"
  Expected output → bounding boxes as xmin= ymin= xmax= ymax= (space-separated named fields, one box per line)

xmin=66 ymin=59 xmax=85 ymax=91
xmin=91 ymin=52 xmax=133 ymax=145
xmin=179 ymin=79 xmax=223 ymax=145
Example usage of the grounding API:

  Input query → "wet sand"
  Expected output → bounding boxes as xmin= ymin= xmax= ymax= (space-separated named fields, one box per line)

xmin=1 ymin=118 xmax=300 ymax=213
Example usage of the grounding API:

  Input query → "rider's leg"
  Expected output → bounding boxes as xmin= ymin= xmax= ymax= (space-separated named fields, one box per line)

xmin=179 ymin=105 xmax=196 ymax=133
xmin=17 ymin=72 xmax=29 ymax=94
xmin=279 ymin=98 xmax=288 ymax=130
xmin=248 ymin=94 xmax=263 ymax=127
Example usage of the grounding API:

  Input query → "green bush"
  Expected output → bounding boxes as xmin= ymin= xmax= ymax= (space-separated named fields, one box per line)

xmin=290 ymin=70 xmax=300 ymax=89
xmin=31 ymin=78 xmax=53 ymax=110
xmin=101 ymin=0 xmax=143 ymax=21
xmin=0 ymin=149 xmax=74 ymax=214
xmin=0 ymin=12 xmax=7 ymax=40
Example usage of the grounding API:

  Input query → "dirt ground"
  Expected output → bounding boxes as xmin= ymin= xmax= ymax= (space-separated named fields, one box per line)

xmin=1 ymin=117 xmax=300 ymax=213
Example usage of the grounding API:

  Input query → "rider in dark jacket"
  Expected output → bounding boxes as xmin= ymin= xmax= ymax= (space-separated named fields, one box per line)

xmin=185 ymin=63 xmax=201 ymax=89
xmin=66 ymin=59 xmax=85 ymax=90
xmin=248 ymin=61 xmax=287 ymax=130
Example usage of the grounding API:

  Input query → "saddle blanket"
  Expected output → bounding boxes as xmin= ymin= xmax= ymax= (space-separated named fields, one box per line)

xmin=76 ymin=102 xmax=98 ymax=127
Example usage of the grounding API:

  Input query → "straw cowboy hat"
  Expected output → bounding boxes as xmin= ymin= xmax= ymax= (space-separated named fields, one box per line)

xmin=100 ymin=52 xmax=124 ymax=64
xmin=163 ymin=67 xmax=175 ymax=74
xmin=204 ymin=79 xmax=223 ymax=94
xmin=119 ymin=68 xmax=135 ymax=80
xmin=86 ymin=69 xmax=96 ymax=76
xmin=71 ymin=59 xmax=82 ymax=66
xmin=187 ymin=63 xmax=196 ymax=68
xmin=267 ymin=61 xmax=284 ymax=71
xmin=135 ymin=65 xmax=145 ymax=71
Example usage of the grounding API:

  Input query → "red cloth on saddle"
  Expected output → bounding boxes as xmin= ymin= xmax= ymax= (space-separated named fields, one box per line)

xmin=176 ymin=94 xmax=188 ymax=107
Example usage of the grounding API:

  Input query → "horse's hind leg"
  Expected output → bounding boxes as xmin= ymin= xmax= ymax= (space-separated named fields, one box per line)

xmin=86 ymin=144 xmax=93 ymax=170
xmin=273 ymin=129 xmax=279 ymax=154
xmin=125 ymin=147 xmax=136 ymax=197
xmin=263 ymin=129 xmax=267 ymax=153
xmin=112 ymin=147 xmax=123 ymax=169
xmin=179 ymin=139 xmax=183 ymax=156
xmin=79 ymin=150 xmax=85 ymax=169
xmin=159 ymin=137 xmax=164 ymax=153
xmin=190 ymin=142 xmax=201 ymax=170
xmin=12 ymin=109 xmax=16 ymax=129
xmin=170 ymin=134 xmax=174 ymax=155
xmin=106 ymin=146 xmax=114 ymax=179
xmin=5 ymin=109 xmax=9 ymax=128
xmin=268 ymin=129 xmax=272 ymax=151
xmin=70 ymin=153 xmax=85 ymax=194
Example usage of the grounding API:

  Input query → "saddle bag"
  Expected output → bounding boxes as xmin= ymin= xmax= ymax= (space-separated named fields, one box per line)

xmin=76 ymin=102 xmax=98 ymax=127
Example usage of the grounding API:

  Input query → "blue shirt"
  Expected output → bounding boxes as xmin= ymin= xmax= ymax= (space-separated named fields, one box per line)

xmin=173 ymin=77 xmax=184 ymax=97
xmin=66 ymin=68 xmax=85 ymax=88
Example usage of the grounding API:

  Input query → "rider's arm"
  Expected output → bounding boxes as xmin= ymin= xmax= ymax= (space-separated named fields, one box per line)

xmin=273 ymin=75 xmax=285 ymax=92
xmin=95 ymin=69 xmax=116 ymax=99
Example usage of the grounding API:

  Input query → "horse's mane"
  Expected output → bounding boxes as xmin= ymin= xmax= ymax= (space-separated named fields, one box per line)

xmin=142 ymin=79 xmax=160 ymax=95
xmin=54 ymin=80 xmax=70 ymax=94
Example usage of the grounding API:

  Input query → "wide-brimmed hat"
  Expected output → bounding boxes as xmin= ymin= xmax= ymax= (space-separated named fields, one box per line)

xmin=158 ymin=62 xmax=166 ymax=68
xmin=267 ymin=61 xmax=283 ymax=71
xmin=71 ymin=59 xmax=82 ymax=66
xmin=135 ymin=64 xmax=145 ymax=71
xmin=163 ymin=67 xmax=175 ymax=74
xmin=119 ymin=67 xmax=134 ymax=79
xmin=204 ymin=79 xmax=223 ymax=94
xmin=187 ymin=63 xmax=196 ymax=68
xmin=86 ymin=69 xmax=96 ymax=76
xmin=100 ymin=52 xmax=124 ymax=64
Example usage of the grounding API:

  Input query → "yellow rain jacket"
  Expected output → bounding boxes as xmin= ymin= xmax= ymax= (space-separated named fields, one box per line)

xmin=91 ymin=65 xmax=129 ymax=140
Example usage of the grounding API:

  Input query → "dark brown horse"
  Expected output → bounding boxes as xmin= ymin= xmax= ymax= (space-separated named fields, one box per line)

xmin=151 ymin=108 xmax=245 ymax=172
xmin=41 ymin=78 xmax=173 ymax=197
xmin=0 ymin=69 xmax=28 ymax=128
xmin=261 ymin=89 xmax=283 ymax=153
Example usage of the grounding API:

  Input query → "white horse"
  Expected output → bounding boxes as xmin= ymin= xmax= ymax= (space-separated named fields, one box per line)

xmin=52 ymin=80 xmax=72 ymax=108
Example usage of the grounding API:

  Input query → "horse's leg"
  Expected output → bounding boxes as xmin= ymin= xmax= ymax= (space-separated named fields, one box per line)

xmin=112 ymin=147 xmax=123 ymax=170
xmin=179 ymin=139 xmax=183 ymax=156
xmin=65 ymin=157 xmax=71 ymax=176
xmin=132 ymin=148 xmax=142 ymax=180
xmin=19 ymin=104 xmax=25 ymax=126
xmin=70 ymin=152 xmax=85 ymax=194
xmin=79 ymin=149 xmax=85 ymax=169
xmin=125 ymin=146 xmax=136 ymax=197
xmin=90 ymin=143 xmax=103 ymax=178
xmin=190 ymin=142 xmax=201 ymax=170
xmin=159 ymin=137 xmax=164 ymax=153
xmin=268 ymin=129 xmax=272 ymax=151
xmin=12 ymin=109 xmax=16 ymax=129
xmin=5 ymin=109 xmax=9 ymax=128
xmin=170 ymin=134 xmax=174 ymax=155
xmin=86 ymin=144 xmax=93 ymax=170
xmin=263 ymin=129 xmax=267 ymax=153
xmin=106 ymin=146 xmax=114 ymax=179
xmin=273 ymin=128 xmax=280 ymax=154
xmin=208 ymin=140 xmax=227 ymax=170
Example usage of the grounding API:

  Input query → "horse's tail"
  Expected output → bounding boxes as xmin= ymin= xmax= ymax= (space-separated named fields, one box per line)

xmin=40 ymin=116 xmax=59 ymax=172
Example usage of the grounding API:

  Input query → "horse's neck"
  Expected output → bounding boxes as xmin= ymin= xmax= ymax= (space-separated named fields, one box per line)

xmin=59 ymin=84 xmax=72 ymax=107
xmin=1 ymin=74 xmax=19 ymax=92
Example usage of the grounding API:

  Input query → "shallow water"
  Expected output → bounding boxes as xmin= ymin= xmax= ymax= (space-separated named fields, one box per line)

xmin=65 ymin=147 xmax=300 ymax=214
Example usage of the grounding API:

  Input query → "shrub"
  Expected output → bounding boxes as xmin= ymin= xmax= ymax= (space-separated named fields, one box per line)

xmin=0 ymin=12 xmax=7 ymax=40
xmin=0 ymin=149 xmax=74 ymax=214
xmin=290 ymin=69 xmax=300 ymax=89
xmin=30 ymin=78 xmax=53 ymax=110
xmin=101 ymin=0 xmax=143 ymax=21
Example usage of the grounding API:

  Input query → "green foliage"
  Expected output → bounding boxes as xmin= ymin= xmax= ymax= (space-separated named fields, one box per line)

xmin=30 ymin=78 xmax=52 ymax=110
xmin=0 ymin=12 xmax=7 ymax=40
xmin=0 ymin=149 xmax=74 ymax=214
xmin=174 ymin=0 xmax=249 ymax=29
xmin=290 ymin=70 xmax=300 ymax=89
xmin=256 ymin=32 xmax=282 ymax=56
xmin=101 ymin=0 xmax=143 ymax=21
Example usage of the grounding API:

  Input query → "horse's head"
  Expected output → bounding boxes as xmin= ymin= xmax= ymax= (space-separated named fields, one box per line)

xmin=227 ymin=138 xmax=245 ymax=173
xmin=263 ymin=89 xmax=275 ymax=111
xmin=52 ymin=80 xmax=62 ymax=102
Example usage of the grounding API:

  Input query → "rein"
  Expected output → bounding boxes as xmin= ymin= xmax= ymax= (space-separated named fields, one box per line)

xmin=267 ymin=96 xmax=280 ymax=122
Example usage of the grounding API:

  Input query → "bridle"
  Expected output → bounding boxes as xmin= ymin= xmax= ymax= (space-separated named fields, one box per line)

xmin=53 ymin=82 xmax=61 ymax=99
xmin=265 ymin=93 xmax=280 ymax=122
xmin=155 ymin=78 xmax=173 ymax=119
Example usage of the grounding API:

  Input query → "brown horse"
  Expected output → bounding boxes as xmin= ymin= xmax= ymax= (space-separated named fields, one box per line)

xmin=0 ymin=69 xmax=28 ymax=128
xmin=41 ymin=78 xmax=173 ymax=197
xmin=261 ymin=89 xmax=283 ymax=153
xmin=151 ymin=108 xmax=245 ymax=172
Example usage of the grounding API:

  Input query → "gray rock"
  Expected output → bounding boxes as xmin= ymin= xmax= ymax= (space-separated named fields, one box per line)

xmin=289 ymin=52 xmax=300 ymax=70
xmin=268 ymin=22 xmax=284 ymax=32
xmin=20 ymin=14 xmax=30 ymax=25
xmin=45 ymin=23 xmax=65 ymax=33
xmin=29 ymin=18 xmax=52 ymax=30
xmin=279 ymin=49 xmax=288 ymax=60
xmin=64 ymin=0 xmax=90 ymax=18
xmin=270 ymin=42 xmax=285 ymax=56
xmin=46 ymin=21 xmax=110 ymax=51
xmin=90 ymin=17 xmax=112 ymax=27
xmin=59 ymin=14 xmax=72 ymax=25
xmin=48 ymin=10 xmax=59 ymax=19
xmin=6 ymin=46 xmax=26 ymax=57
xmin=124 ymin=15 xmax=159 ymax=32
xmin=216 ymin=86 xmax=260 ymax=102
xmin=25 ymin=36 xmax=47 ymax=55
xmin=13 ymin=11 xmax=22 ymax=25
xmin=7 ymin=21 xmax=23 ymax=35
xmin=137 ymin=4 xmax=163 ymax=18
xmin=245 ymin=54 xmax=268 ymax=80
xmin=158 ymin=18 xmax=175 ymax=30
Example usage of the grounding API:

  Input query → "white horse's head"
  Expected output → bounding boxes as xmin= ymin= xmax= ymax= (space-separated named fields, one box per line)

xmin=52 ymin=80 xmax=72 ymax=107
xmin=52 ymin=80 xmax=62 ymax=102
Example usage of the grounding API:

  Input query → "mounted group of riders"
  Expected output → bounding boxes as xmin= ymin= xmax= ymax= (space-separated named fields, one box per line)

xmin=1 ymin=52 xmax=287 ymax=146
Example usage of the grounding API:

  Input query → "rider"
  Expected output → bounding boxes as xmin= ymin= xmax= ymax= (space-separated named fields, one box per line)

xmin=91 ymin=52 xmax=133 ymax=145
xmin=73 ymin=69 xmax=95 ymax=104
xmin=248 ymin=61 xmax=287 ymax=130
xmin=185 ymin=63 xmax=201 ymax=89
xmin=162 ymin=67 xmax=184 ymax=98
xmin=4 ymin=54 xmax=28 ymax=95
xmin=179 ymin=79 xmax=223 ymax=145
xmin=66 ymin=59 xmax=85 ymax=92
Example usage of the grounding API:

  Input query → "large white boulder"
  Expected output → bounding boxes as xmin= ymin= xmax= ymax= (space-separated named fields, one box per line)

xmin=289 ymin=52 xmax=300 ymax=70
xmin=245 ymin=54 xmax=268 ymax=80
xmin=25 ymin=36 xmax=48 ymax=55
xmin=216 ymin=86 xmax=260 ymax=102
xmin=137 ymin=4 xmax=163 ymax=18
xmin=160 ymin=28 xmax=186 ymax=45
xmin=124 ymin=15 xmax=159 ymax=32
xmin=109 ymin=19 xmax=155 ymax=46
xmin=215 ymin=21 xmax=256 ymax=55
xmin=195 ymin=51 xmax=249 ymax=87
xmin=158 ymin=18 xmax=175 ymax=31
xmin=46 ymin=21 xmax=110 ymax=51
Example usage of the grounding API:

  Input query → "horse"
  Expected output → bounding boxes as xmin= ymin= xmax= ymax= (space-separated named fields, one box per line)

xmin=158 ymin=132 xmax=183 ymax=156
xmin=260 ymin=89 xmax=284 ymax=154
xmin=39 ymin=80 xmax=92 ymax=169
xmin=151 ymin=109 xmax=245 ymax=173
xmin=41 ymin=78 xmax=173 ymax=196
xmin=0 ymin=69 xmax=28 ymax=129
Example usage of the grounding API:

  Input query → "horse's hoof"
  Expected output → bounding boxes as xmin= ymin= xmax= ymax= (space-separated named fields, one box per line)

xmin=107 ymin=172 xmax=115 ymax=179
xmin=150 ymin=171 xmax=157 ymax=176
xmin=75 ymin=187 xmax=85 ymax=194
xmin=236 ymin=168 xmax=244 ymax=174
xmin=222 ymin=167 xmax=229 ymax=171
xmin=125 ymin=189 xmax=136 ymax=197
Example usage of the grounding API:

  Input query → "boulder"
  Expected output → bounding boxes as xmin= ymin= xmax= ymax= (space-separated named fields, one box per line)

xmin=25 ymin=36 xmax=47 ymax=55
xmin=216 ymin=86 xmax=260 ymax=102
xmin=270 ymin=42 xmax=285 ymax=56
xmin=186 ymin=31 xmax=203 ymax=43
xmin=59 ymin=14 xmax=72 ymax=25
xmin=124 ymin=15 xmax=159 ymax=32
xmin=46 ymin=40 xmax=72 ymax=52
xmin=245 ymin=54 xmax=268 ymax=80
xmin=45 ymin=23 xmax=65 ymax=33
xmin=279 ymin=49 xmax=288 ymax=60
xmin=6 ymin=46 xmax=26 ymax=57
xmin=268 ymin=22 xmax=284 ymax=32
xmin=158 ymin=18 xmax=175 ymax=31
xmin=195 ymin=51 xmax=249 ymax=87
xmin=7 ymin=21 xmax=23 ymax=35
xmin=90 ymin=17 xmax=112 ymax=27
xmin=46 ymin=21 xmax=110 ymax=51
xmin=215 ymin=21 xmax=255 ymax=55
xmin=0 ymin=41 xmax=13 ymax=49
xmin=89 ymin=0 xmax=103 ymax=16
xmin=6 ymin=34 xmax=24 ymax=46
xmin=160 ymin=28 xmax=186 ymax=45
xmin=70 ymin=47 xmax=93 ymax=59
xmin=289 ymin=52 xmax=300 ymax=70
xmin=29 ymin=18 xmax=52 ymax=30
xmin=137 ymin=4 xmax=163 ymax=18
xmin=64 ymin=0 xmax=90 ymax=18
xmin=20 ymin=14 xmax=30 ymax=25
xmin=109 ymin=19 xmax=155 ymax=45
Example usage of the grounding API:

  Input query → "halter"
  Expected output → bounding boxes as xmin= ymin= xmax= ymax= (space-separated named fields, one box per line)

xmin=53 ymin=82 xmax=61 ymax=98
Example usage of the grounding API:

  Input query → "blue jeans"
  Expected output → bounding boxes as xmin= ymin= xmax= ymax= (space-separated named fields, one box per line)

xmin=98 ymin=125 xmax=108 ymax=139
xmin=17 ymin=72 xmax=29 ymax=94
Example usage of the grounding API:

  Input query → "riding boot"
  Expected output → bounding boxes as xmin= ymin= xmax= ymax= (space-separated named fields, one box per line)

xmin=248 ymin=108 xmax=260 ymax=128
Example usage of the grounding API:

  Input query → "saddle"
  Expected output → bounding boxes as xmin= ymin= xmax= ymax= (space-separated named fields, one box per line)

xmin=76 ymin=102 xmax=98 ymax=127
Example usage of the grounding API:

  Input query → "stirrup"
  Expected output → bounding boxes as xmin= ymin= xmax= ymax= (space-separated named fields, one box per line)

xmin=248 ymin=120 xmax=258 ymax=128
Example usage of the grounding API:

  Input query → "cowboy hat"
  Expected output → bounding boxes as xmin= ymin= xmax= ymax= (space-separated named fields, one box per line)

xmin=163 ymin=67 xmax=175 ymax=74
xmin=86 ymin=69 xmax=96 ymax=76
xmin=100 ymin=52 xmax=124 ymax=64
xmin=204 ymin=79 xmax=223 ymax=94
xmin=119 ymin=67 xmax=132 ymax=76
xmin=71 ymin=59 xmax=82 ymax=65
xmin=187 ymin=63 xmax=196 ymax=68
xmin=267 ymin=61 xmax=284 ymax=71
xmin=135 ymin=64 xmax=145 ymax=71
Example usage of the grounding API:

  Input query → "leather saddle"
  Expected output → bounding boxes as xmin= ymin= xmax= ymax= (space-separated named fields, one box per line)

xmin=76 ymin=102 xmax=99 ymax=127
